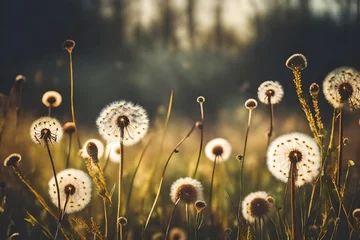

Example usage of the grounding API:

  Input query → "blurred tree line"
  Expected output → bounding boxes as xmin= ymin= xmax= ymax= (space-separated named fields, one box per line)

xmin=1 ymin=0 xmax=359 ymax=123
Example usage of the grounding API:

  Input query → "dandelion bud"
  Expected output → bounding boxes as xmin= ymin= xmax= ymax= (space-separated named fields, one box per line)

xmin=194 ymin=200 xmax=207 ymax=213
xmin=118 ymin=217 xmax=128 ymax=226
xmin=343 ymin=138 xmax=349 ymax=146
xmin=309 ymin=83 xmax=320 ymax=96
xmin=245 ymin=98 xmax=258 ymax=110
xmin=15 ymin=74 xmax=26 ymax=83
xmin=63 ymin=122 xmax=76 ymax=135
xmin=348 ymin=160 xmax=355 ymax=167
xmin=63 ymin=39 xmax=75 ymax=53
xmin=285 ymin=53 xmax=307 ymax=71
xmin=42 ymin=91 xmax=62 ymax=108
xmin=224 ymin=228 xmax=232 ymax=235
xmin=236 ymin=155 xmax=243 ymax=161
xmin=174 ymin=148 xmax=179 ymax=153
xmin=195 ymin=121 xmax=203 ymax=129
xmin=197 ymin=96 xmax=205 ymax=103
xmin=352 ymin=209 xmax=360 ymax=220
xmin=266 ymin=196 xmax=275 ymax=204
xmin=3 ymin=153 xmax=21 ymax=167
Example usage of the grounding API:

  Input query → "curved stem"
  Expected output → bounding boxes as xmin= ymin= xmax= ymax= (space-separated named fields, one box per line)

xmin=193 ymin=99 xmax=205 ymax=178
xmin=143 ymin=123 xmax=197 ymax=236
xmin=164 ymin=198 xmax=180 ymax=240
xmin=68 ymin=51 xmax=81 ymax=149
xmin=209 ymin=156 xmax=217 ymax=225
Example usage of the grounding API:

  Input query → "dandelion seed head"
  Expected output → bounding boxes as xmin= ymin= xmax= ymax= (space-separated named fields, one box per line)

xmin=48 ymin=168 xmax=92 ymax=214
xmin=205 ymin=138 xmax=232 ymax=162
xmin=30 ymin=117 xmax=63 ymax=145
xmin=242 ymin=191 xmax=275 ymax=224
xmin=323 ymin=67 xmax=360 ymax=109
xmin=79 ymin=139 xmax=104 ymax=161
xmin=42 ymin=91 xmax=62 ymax=108
xmin=266 ymin=132 xmax=320 ymax=187
xmin=169 ymin=227 xmax=187 ymax=240
xmin=4 ymin=153 xmax=21 ymax=167
xmin=197 ymin=96 xmax=205 ymax=103
xmin=96 ymin=100 xmax=149 ymax=146
xmin=285 ymin=53 xmax=307 ymax=71
xmin=245 ymin=98 xmax=258 ymax=110
xmin=257 ymin=81 xmax=284 ymax=105
xmin=170 ymin=177 xmax=203 ymax=204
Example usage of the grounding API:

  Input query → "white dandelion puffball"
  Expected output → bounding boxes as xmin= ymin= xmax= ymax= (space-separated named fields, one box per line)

xmin=257 ymin=81 xmax=284 ymax=104
xmin=79 ymin=138 xmax=104 ymax=160
xmin=170 ymin=177 xmax=204 ymax=204
xmin=205 ymin=138 xmax=232 ymax=162
xmin=42 ymin=91 xmax=62 ymax=108
xmin=267 ymin=132 xmax=320 ymax=187
xmin=323 ymin=67 xmax=360 ymax=109
xmin=96 ymin=100 xmax=149 ymax=145
xmin=105 ymin=141 xmax=121 ymax=163
xmin=242 ymin=191 xmax=275 ymax=224
xmin=48 ymin=168 xmax=92 ymax=214
xmin=30 ymin=116 xmax=63 ymax=145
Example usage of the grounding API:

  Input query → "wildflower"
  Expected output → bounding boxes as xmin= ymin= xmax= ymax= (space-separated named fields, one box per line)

xmin=41 ymin=91 xmax=62 ymax=108
xmin=285 ymin=53 xmax=307 ymax=71
xmin=205 ymin=138 xmax=232 ymax=162
xmin=266 ymin=132 xmax=320 ymax=187
xmin=323 ymin=67 xmax=360 ymax=109
xmin=169 ymin=227 xmax=187 ymax=240
xmin=170 ymin=177 xmax=204 ymax=204
xmin=3 ymin=153 xmax=21 ymax=167
xmin=30 ymin=116 xmax=63 ymax=145
xmin=48 ymin=168 xmax=92 ymax=214
xmin=257 ymin=81 xmax=284 ymax=105
xmin=96 ymin=100 xmax=149 ymax=145
xmin=105 ymin=141 xmax=121 ymax=163
xmin=244 ymin=98 xmax=258 ymax=110
xmin=241 ymin=191 xmax=275 ymax=224
xmin=79 ymin=139 xmax=104 ymax=161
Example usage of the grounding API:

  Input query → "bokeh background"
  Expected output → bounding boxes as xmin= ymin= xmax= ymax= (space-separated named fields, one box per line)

xmin=1 ymin=0 xmax=360 ymax=239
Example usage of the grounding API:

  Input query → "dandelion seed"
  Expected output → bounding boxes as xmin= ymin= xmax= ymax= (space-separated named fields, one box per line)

xmin=170 ymin=177 xmax=204 ymax=204
xmin=205 ymin=138 xmax=232 ymax=162
xmin=241 ymin=191 xmax=275 ymax=224
xmin=3 ymin=153 xmax=21 ymax=167
xmin=323 ymin=67 xmax=360 ymax=109
xmin=352 ymin=208 xmax=360 ymax=220
xmin=30 ymin=116 xmax=63 ymax=145
xmin=285 ymin=53 xmax=308 ymax=71
xmin=257 ymin=81 xmax=284 ymax=105
xmin=169 ymin=227 xmax=187 ymax=240
xmin=79 ymin=139 xmax=104 ymax=161
xmin=42 ymin=91 xmax=62 ymax=108
xmin=96 ymin=100 xmax=149 ymax=145
xmin=48 ymin=168 xmax=92 ymax=214
xmin=266 ymin=132 xmax=320 ymax=187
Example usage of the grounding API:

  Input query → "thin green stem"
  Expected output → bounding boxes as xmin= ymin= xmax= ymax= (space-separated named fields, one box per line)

xmin=164 ymin=198 xmax=180 ymax=240
xmin=103 ymin=197 xmax=108 ymax=238
xmin=267 ymin=98 xmax=274 ymax=146
xmin=186 ymin=203 xmax=190 ymax=239
xmin=193 ymin=99 xmax=205 ymax=178
xmin=336 ymin=108 xmax=343 ymax=187
xmin=143 ymin=122 xmax=197 ymax=236
xmin=65 ymin=134 xmax=72 ymax=169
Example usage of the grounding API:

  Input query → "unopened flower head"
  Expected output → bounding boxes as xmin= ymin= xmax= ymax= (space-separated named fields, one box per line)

xmin=169 ymin=227 xmax=187 ymax=240
xmin=105 ymin=141 xmax=121 ymax=163
xmin=267 ymin=132 xmax=320 ymax=187
xmin=323 ymin=67 xmax=360 ymax=109
xmin=242 ymin=191 xmax=275 ymax=224
xmin=257 ymin=81 xmax=284 ymax=105
xmin=15 ymin=74 xmax=26 ymax=83
xmin=285 ymin=53 xmax=308 ymax=71
xmin=205 ymin=138 xmax=232 ymax=162
xmin=80 ymin=138 xmax=104 ymax=161
xmin=30 ymin=116 xmax=63 ymax=145
xmin=96 ymin=100 xmax=149 ymax=146
xmin=194 ymin=200 xmax=207 ymax=213
xmin=170 ymin=177 xmax=203 ymax=204
xmin=63 ymin=122 xmax=76 ymax=135
xmin=352 ymin=208 xmax=360 ymax=220
xmin=245 ymin=98 xmax=258 ymax=110
xmin=309 ymin=83 xmax=320 ymax=96
xmin=4 ymin=153 xmax=21 ymax=167
xmin=48 ymin=168 xmax=92 ymax=214
xmin=42 ymin=91 xmax=62 ymax=108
